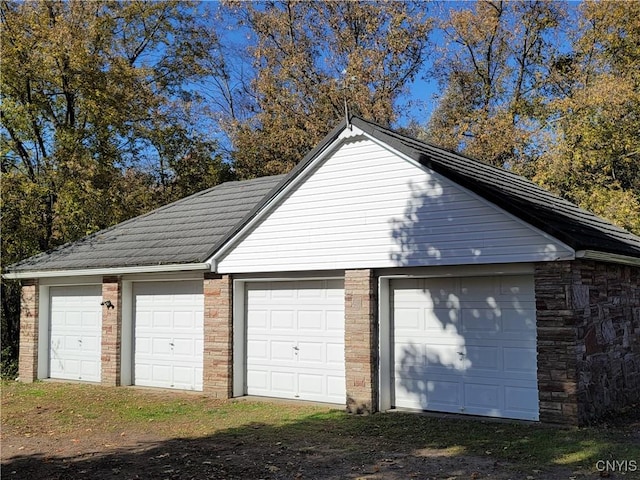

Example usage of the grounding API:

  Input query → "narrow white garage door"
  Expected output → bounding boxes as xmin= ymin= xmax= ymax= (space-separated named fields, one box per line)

xmin=50 ymin=285 xmax=102 ymax=382
xmin=246 ymin=280 xmax=345 ymax=404
xmin=134 ymin=281 xmax=204 ymax=391
xmin=392 ymin=275 xmax=538 ymax=421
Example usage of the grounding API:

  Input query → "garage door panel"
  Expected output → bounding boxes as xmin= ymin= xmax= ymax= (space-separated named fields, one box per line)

xmin=326 ymin=310 xmax=345 ymax=330
xmin=502 ymin=311 xmax=536 ymax=333
xmin=173 ymin=311 xmax=200 ymax=329
xmin=50 ymin=286 xmax=102 ymax=382
xmin=327 ymin=376 xmax=346 ymax=398
xmin=81 ymin=334 xmax=100 ymax=352
xmin=298 ymin=374 xmax=323 ymax=395
xmin=326 ymin=343 xmax=345 ymax=365
xmin=246 ymin=280 xmax=345 ymax=403
xmin=425 ymin=344 xmax=463 ymax=370
xmin=394 ymin=342 xmax=426 ymax=367
xmin=464 ymin=383 xmax=500 ymax=410
xmin=462 ymin=310 xmax=499 ymax=332
xmin=271 ymin=310 xmax=295 ymax=329
xmin=247 ymin=339 xmax=269 ymax=360
xmin=134 ymin=281 xmax=203 ymax=391
xmin=505 ymin=386 xmax=539 ymax=413
xmin=395 ymin=377 xmax=462 ymax=410
xmin=395 ymin=307 xmax=421 ymax=330
xmin=392 ymin=275 xmax=538 ymax=421
xmin=271 ymin=371 xmax=296 ymax=394
xmin=151 ymin=364 xmax=172 ymax=386
xmin=465 ymin=345 xmax=500 ymax=372
xmin=172 ymin=338 xmax=198 ymax=357
xmin=503 ymin=347 xmax=537 ymax=375
xmin=270 ymin=341 xmax=296 ymax=361
xmin=248 ymin=310 xmax=268 ymax=329
xmin=80 ymin=359 xmax=100 ymax=379
xmin=247 ymin=369 xmax=269 ymax=391
xmin=298 ymin=310 xmax=323 ymax=330
xmin=297 ymin=342 xmax=323 ymax=363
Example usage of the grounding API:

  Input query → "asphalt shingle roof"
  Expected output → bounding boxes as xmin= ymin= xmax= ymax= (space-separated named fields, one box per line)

xmin=7 ymin=116 xmax=639 ymax=274
xmin=8 ymin=175 xmax=285 ymax=272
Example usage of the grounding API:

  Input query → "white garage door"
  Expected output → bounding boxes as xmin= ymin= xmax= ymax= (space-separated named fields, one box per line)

xmin=392 ymin=275 xmax=538 ymax=421
xmin=134 ymin=281 xmax=204 ymax=391
xmin=49 ymin=285 xmax=102 ymax=382
xmin=246 ymin=280 xmax=345 ymax=403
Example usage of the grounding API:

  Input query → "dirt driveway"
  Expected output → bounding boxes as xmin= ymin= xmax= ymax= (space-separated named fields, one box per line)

xmin=2 ymin=382 xmax=639 ymax=479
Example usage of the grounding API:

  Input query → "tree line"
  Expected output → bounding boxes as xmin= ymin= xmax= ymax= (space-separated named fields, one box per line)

xmin=1 ymin=0 xmax=638 ymax=376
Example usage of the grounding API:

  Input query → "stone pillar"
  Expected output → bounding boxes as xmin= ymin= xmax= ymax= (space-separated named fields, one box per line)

xmin=18 ymin=279 xmax=39 ymax=383
xmin=344 ymin=269 xmax=378 ymax=414
xmin=101 ymin=276 xmax=122 ymax=386
xmin=534 ymin=262 xmax=579 ymax=424
xmin=203 ymin=273 xmax=233 ymax=398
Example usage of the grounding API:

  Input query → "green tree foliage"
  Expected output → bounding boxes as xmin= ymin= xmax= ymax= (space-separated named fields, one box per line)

xmin=534 ymin=1 xmax=640 ymax=233
xmin=222 ymin=0 xmax=432 ymax=178
xmin=0 ymin=0 xmax=231 ymax=376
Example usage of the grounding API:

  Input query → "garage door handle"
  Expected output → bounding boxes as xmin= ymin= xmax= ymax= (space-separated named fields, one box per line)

xmin=293 ymin=346 xmax=299 ymax=351
xmin=169 ymin=342 xmax=174 ymax=347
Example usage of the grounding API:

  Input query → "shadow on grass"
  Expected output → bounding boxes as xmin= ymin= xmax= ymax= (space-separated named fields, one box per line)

xmin=4 ymin=409 xmax=639 ymax=480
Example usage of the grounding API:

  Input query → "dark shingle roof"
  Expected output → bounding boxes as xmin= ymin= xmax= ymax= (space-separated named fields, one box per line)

xmin=350 ymin=117 xmax=640 ymax=258
xmin=8 ymin=175 xmax=284 ymax=272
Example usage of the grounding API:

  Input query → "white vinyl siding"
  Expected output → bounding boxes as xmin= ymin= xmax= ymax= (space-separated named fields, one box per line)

xmin=217 ymin=137 xmax=573 ymax=273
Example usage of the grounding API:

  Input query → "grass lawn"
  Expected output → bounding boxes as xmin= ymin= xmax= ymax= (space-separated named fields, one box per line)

xmin=2 ymin=381 xmax=639 ymax=479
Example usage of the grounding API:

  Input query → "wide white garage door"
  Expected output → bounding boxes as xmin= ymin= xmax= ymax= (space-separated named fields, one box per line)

xmin=392 ymin=275 xmax=538 ymax=421
xmin=246 ymin=280 xmax=345 ymax=403
xmin=50 ymin=285 xmax=102 ymax=382
xmin=134 ymin=281 xmax=204 ymax=391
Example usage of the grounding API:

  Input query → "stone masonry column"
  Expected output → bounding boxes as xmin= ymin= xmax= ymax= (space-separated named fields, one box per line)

xmin=101 ymin=276 xmax=122 ymax=386
xmin=203 ymin=273 xmax=233 ymax=398
xmin=344 ymin=269 xmax=378 ymax=414
xmin=534 ymin=262 xmax=579 ymax=425
xmin=18 ymin=279 xmax=39 ymax=383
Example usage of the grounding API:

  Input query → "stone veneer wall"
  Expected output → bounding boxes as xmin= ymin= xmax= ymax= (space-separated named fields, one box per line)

xmin=574 ymin=260 xmax=640 ymax=423
xmin=203 ymin=273 xmax=233 ymax=398
xmin=344 ymin=269 xmax=378 ymax=414
xmin=535 ymin=260 xmax=640 ymax=425
xmin=101 ymin=276 xmax=122 ymax=386
xmin=18 ymin=279 xmax=39 ymax=383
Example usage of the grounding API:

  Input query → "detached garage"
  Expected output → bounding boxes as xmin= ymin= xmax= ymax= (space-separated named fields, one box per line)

xmin=7 ymin=116 xmax=640 ymax=426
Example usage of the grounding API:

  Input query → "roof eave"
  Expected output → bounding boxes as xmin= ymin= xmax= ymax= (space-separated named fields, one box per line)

xmin=575 ymin=250 xmax=640 ymax=267
xmin=2 ymin=262 xmax=212 ymax=280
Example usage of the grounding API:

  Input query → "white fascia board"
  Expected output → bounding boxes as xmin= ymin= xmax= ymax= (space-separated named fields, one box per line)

xmin=3 ymin=262 xmax=211 ymax=280
xmin=209 ymin=125 xmax=363 ymax=266
xmin=359 ymin=130 xmax=577 ymax=262
xmin=576 ymin=250 xmax=640 ymax=267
